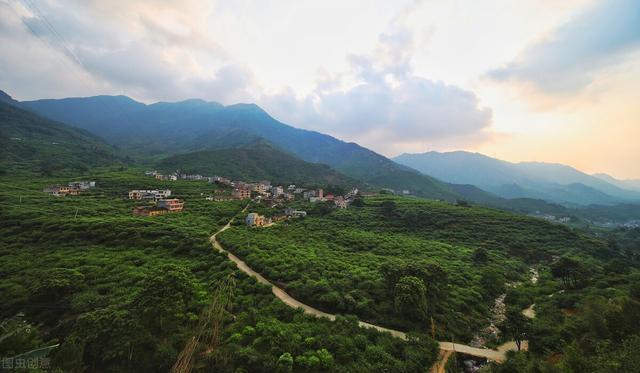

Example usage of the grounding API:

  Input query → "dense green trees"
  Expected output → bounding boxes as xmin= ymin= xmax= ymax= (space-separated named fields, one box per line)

xmin=132 ymin=264 xmax=199 ymax=334
xmin=380 ymin=200 xmax=398 ymax=218
xmin=489 ymin=224 xmax=640 ymax=372
xmin=158 ymin=141 xmax=358 ymax=189
xmin=31 ymin=268 xmax=85 ymax=302
xmin=220 ymin=195 xmax=617 ymax=339
xmin=394 ymin=276 xmax=428 ymax=321
xmin=550 ymin=257 xmax=588 ymax=289
xmin=2 ymin=170 xmax=637 ymax=371
xmin=0 ymin=170 xmax=440 ymax=372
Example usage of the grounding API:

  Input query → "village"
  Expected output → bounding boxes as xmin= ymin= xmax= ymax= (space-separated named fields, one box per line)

xmin=142 ymin=170 xmax=359 ymax=226
xmin=42 ymin=170 xmax=359 ymax=224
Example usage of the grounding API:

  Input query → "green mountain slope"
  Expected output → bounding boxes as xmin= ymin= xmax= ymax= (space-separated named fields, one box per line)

xmin=157 ymin=141 xmax=360 ymax=187
xmin=18 ymin=93 xmax=460 ymax=200
xmin=0 ymin=100 xmax=120 ymax=174
xmin=218 ymin=194 xmax=629 ymax=340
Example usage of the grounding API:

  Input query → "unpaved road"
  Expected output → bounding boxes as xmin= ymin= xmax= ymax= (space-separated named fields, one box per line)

xmin=210 ymin=213 xmax=521 ymax=362
xmin=430 ymin=350 xmax=453 ymax=373
xmin=522 ymin=304 xmax=536 ymax=319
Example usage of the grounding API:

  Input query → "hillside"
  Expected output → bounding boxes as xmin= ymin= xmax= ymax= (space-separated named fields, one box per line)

xmin=17 ymin=93 xmax=460 ymax=200
xmin=218 ymin=194 xmax=630 ymax=341
xmin=0 ymin=100 xmax=121 ymax=174
xmin=0 ymin=169 xmax=438 ymax=371
xmin=157 ymin=141 xmax=360 ymax=187
xmin=394 ymin=151 xmax=640 ymax=205
xmin=447 ymin=183 xmax=571 ymax=214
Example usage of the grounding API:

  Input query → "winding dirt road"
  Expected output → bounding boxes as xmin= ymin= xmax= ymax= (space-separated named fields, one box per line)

xmin=210 ymin=214 xmax=519 ymax=363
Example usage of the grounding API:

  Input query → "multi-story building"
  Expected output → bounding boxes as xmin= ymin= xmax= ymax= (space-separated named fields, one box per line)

xmin=271 ymin=186 xmax=284 ymax=197
xmin=69 ymin=181 xmax=96 ymax=190
xmin=43 ymin=185 xmax=69 ymax=196
xmin=67 ymin=186 xmax=81 ymax=196
xmin=133 ymin=206 xmax=168 ymax=217
xmin=232 ymin=188 xmax=251 ymax=200
xmin=284 ymin=208 xmax=307 ymax=218
xmin=155 ymin=174 xmax=178 ymax=181
xmin=246 ymin=212 xmax=271 ymax=227
xmin=128 ymin=189 xmax=171 ymax=201
xmin=157 ymin=198 xmax=184 ymax=212
xmin=215 ymin=177 xmax=232 ymax=185
xmin=253 ymin=183 xmax=270 ymax=194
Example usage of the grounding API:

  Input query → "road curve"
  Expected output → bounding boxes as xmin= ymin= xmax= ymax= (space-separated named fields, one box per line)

xmin=210 ymin=215 xmax=518 ymax=362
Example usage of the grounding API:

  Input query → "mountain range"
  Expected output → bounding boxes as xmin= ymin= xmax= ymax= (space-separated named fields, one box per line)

xmin=394 ymin=151 xmax=640 ymax=206
xmin=3 ymin=88 xmax=639 ymax=213
xmin=11 ymin=91 xmax=457 ymax=201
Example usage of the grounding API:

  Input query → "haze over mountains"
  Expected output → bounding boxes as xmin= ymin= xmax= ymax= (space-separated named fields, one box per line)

xmin=3 ymin=88 xmax=639 ymax=211
xmin=593 ymin=173 xmax=640 ymax=193
xmin=394 ymin=151 xmax=640 ymax=206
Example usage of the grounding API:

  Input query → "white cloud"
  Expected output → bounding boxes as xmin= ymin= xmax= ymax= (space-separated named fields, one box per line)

xmin=487 ymin=0 xmax=640 ymax=94
xmin=263 ymin=26 xmax=492 ymax=155
xmin=0 ymin=0 xmax=493 ymax=156
xmin=0 ymin=0 xmax=252 ymax=103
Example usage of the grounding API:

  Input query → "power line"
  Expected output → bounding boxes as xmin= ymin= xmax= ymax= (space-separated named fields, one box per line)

xmin=21 ymin=0 xmax=85 ymax=69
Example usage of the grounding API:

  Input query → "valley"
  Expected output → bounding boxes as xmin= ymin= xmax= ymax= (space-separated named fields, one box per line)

xmin=1 ymin=90 xmax=639 ymax=372
xmin=2 ymin=1 xmax=640 ymax=372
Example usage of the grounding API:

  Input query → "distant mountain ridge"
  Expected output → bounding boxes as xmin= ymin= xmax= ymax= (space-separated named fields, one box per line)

xmin=4 ymin=89 xmax=639 ymax=221
xmin=11 ymin=90 xmax=459 ymax=201
xmin=593 ymin=173 xmax=640 ymax=193
xmin=394 ymin=151 xmax=640 ymax=205
xmin=158 ymin=141 xmax=359 ymax=188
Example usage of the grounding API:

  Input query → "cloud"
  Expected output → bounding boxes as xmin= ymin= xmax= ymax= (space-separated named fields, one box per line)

xmin=263 ymin=26 xmax=492 ymax=155
xmin=487 ymin=0 xmax=640 ymax=94
xmin=0 ymin=0 xmax=253 ymax=103
xmin=0 ymin=0 xmax=492 ymax=155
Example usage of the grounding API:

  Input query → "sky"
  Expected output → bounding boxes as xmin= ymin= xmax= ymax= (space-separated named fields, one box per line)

xmin=0 ymin=0 xmax=639 ymax=179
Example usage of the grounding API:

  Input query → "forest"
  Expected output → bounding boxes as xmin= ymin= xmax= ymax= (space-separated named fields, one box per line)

xmin=0 ymin=168 xmax=438 ymax=372
xmin=218 ymin=195 xmax=640 ymax=371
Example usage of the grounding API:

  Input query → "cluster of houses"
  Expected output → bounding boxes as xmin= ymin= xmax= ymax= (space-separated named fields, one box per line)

xmin=623 ymin=220 xmax=640 ymax=228
xmin=145 ymin=169 xmax=359 ymax=209
xmin=145 ymin=170 xmax=178 ymax=181
xmin=145 ymin=170 xmax=219 ymax=183
xmin=529 ymin=212 xmax=572 ymax=224
xmin=590 ymin=219 xmax=640 ymax=229
xmin=129 ymin=188 xmax=184 ymax=217
xmin=43 ymin=181 xmax=96 ymax=197
xmin=224 ymin=179 xmax=359 ymax=209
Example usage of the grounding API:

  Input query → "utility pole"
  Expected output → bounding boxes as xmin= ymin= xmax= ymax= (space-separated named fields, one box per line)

xmin=74 ymin=207 xmax=79 ymax=219
xmin=431 ymin=316 xmax=436 ymax=339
